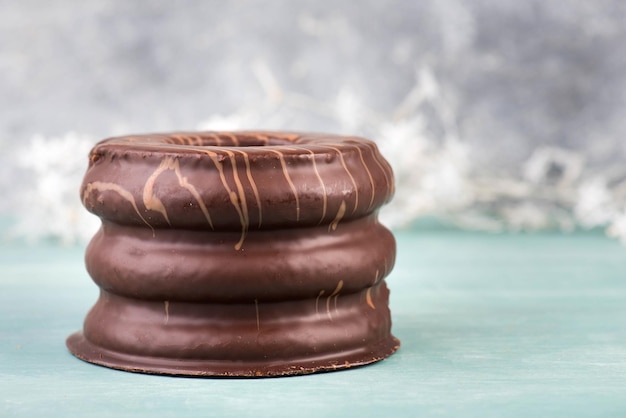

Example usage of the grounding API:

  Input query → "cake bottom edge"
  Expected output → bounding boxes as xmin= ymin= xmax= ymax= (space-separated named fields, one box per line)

xmin=66 ymin=331 xmax=400 ymax=378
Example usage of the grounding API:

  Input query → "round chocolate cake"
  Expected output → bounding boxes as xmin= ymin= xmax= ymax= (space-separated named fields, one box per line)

xmin=67 ymin=131 xmax=399 ymax=376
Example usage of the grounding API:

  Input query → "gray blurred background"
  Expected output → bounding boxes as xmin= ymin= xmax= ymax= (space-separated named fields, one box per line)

xmin=2 ymin=0 xmax=626 ymax=244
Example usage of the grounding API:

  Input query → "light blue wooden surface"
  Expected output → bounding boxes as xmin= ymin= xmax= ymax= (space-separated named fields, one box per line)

xmin=2 ymin=230 xmax=626 ymax=417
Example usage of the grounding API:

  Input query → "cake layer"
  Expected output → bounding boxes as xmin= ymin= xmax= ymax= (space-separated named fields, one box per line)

xmin=80 ymin=283 xmax=393 ymax=364
xmin=81 ymin=132 xmax=394 ymax=235
xmin=86 ymin=215 xmax=395 ymax=302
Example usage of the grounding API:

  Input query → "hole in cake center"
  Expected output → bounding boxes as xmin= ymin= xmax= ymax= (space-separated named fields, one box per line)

xmin=195 ymin=134 xmax=296 ymax=147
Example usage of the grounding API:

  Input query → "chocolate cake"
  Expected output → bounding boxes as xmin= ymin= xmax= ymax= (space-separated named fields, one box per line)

xmin=66 ymin=131 xmax=399 ymax=376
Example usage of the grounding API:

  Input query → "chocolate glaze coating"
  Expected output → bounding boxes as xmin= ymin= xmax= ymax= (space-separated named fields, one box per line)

xmin=67 ymin=131 xmax=399 ymax=377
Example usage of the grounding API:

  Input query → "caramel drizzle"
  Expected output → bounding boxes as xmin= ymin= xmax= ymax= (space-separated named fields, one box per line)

xmin=191 ymin=134 xmax=205 ymax=147
xmin=255 ymin=133 xmax=271 ymax=145
xmin=225 ymin=149 xmax=250 ymax=245
xmin=222 ymin=132 xmax=241 ymax=146
xmin=283 ymin=146 xmax=328 ymax=225
xmin=206 ymin=150 xmax=247 ymax=250
xmin=104 ymin=137 xmax=247 ymax=249
xmin=320 ymin=144 xmax=359 ymax=215
xmin=361 ymin=140 xmax=393 ymax=200
xmin=376 ymin=144 xmax=395 ymax=196
xmin=366 ymin=268 xmax=380 ymax=310
xmin=326 ymin=280 xmax=343 ymax=321
xmin=309 ymin=151 xmax=328 ymax=224
xmin=365 ymin=288 xmax=376 ymax=310
xmin=315 ymin=290 xmax=325 ymax=318
xmin=237 ymin=149 xmax=263 ymax=227
xmin=329 ymin=200 xmax=346 ymax=232
xmin=143 ymin=157 xmax=214 ymax=229
xmin=143 ymin=160 xmax=173 ymax=225
xmin=83 ymin=181 xmax=153 ymax=233
xmin=223 ymin=133 xmax=263 ymax=228
xmin=267 ymin=149 xmax=300 ymax=222
xmin=170 ymin=133 xmax=194 ymax=146
xmin=352 ymin=145 xmax=376 ymax=210
xmin=164 ymin=301 xmax=170 ymax=324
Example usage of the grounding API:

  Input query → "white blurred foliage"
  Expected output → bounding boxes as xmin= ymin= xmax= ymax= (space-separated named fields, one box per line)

xmin=197 ymin=113 xmax=259 ymax=131
xmin=376 ymin=119 xmax=472 ymax=227
xmin=12 ymin=133 xmax=100 ymax=245
xmin=523 ymin=146 xmax=584 ymax=186
xmin=575 ymin=177 xmax=616 ymax=228
xmin=607 ymin=212 xmax=626 ymax=245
